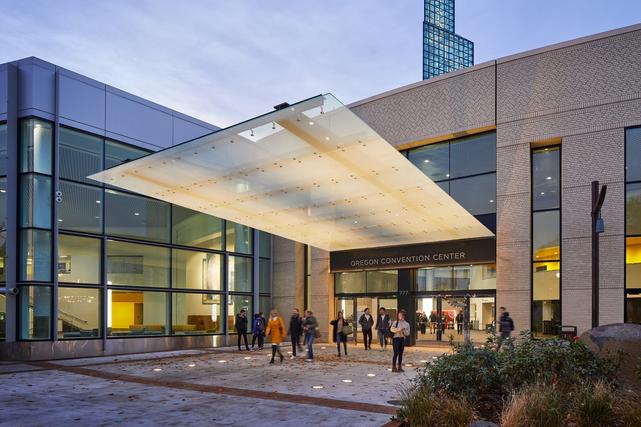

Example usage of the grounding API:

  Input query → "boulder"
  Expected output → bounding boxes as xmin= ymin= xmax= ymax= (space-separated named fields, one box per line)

xmin=579 ymin=323 xmax=641 ymax=386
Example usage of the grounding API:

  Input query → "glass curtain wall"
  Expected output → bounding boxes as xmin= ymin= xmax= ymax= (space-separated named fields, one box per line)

xmin=626 ymin=127 xmax=641 ymax=323
xmin=531 ymin=146 xmax=561 ymax=336
xmin=15 ymin=120 xmax=271 ymax=340
xmin=407 ymin=132 xmax=496 ymax=231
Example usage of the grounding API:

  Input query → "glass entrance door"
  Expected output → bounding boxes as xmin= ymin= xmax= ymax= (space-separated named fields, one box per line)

xmin=415 ymin=294 xmax=495 ymax=344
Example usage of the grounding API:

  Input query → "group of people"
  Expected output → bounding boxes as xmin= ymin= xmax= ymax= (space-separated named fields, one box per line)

xmin=235 ymin=305 xmax=514 ymax=372
xmin=235 ymin=308 xmax=320 ymax=363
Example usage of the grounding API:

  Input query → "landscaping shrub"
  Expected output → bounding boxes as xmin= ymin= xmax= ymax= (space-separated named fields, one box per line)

xmin=614 ymin=390 xmax=641 ymax=426
xmin=397 ymin=388 xmax=473 ymax=427
xmin=570 ymin=381 xmax=614 ymax=427
xmin=500 ymin=383 xmax=567 ymax=427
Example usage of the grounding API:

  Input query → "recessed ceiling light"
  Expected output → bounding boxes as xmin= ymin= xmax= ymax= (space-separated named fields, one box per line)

xmin=546 ymin=176 xmax=552 ymax=180
xmin=134 ymin=212 xmax=140 ymax=216
xmin=489 ymin=199 xmax=494 ymax=203
xmin=423 ymin=159 xmax=430 ymax=163
xmin=446 ymin=174 xmax=450 ymax=177
xmin=325 ymin=136 xmax=330 ymax=141
xmin=309 ymin=121 xmax=314 ymax=126
xmin=58 ymin=219 xmax=63 ymax=222
xmin=540 ymin=192 xmax=545 ymax=195
xmin=96 ymin=200 xmax=101 ymax=204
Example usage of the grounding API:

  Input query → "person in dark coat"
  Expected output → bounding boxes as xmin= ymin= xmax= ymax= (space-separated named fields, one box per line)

xmin=251 ymin=313 xmax=265 ymax=350
xmin=288 ymin=308 xmax=304 ymax=357
xmin=456 ymin=310 xmax=464 ymax=335
xmin=235 ymin=309 xmax=250 ymax=351
xmin=375 ymin=307 xmax=391 ymax=351
xmin=330 ymin=311 xmax=349 ymax=357
xmin=358 ymin=307 xmax=374 ymax=350
xmin=498 ymin=307 xmax=515 ymax=338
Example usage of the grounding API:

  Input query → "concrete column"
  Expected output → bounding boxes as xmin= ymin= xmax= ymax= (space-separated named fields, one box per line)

xmin=271 ymin=236 xmax=304 ymax=322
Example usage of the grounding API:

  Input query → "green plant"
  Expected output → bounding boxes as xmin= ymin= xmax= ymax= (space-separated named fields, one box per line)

xmin=397 ymin=388 xmax=473 ymax=427
xmin=571 ymin=381 xmax=614 ymax=427
xmin=501 ymin=383 xmax=567 ymax=427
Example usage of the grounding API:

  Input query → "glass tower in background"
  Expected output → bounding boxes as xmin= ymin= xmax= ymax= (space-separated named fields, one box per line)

xmin=423 ymin=0 xmax=474 ymax=79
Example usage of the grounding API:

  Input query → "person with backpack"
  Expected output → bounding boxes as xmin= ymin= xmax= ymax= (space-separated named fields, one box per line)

xmin=251 ymin=313 xmax=265 ymax=350
xmin=498 ymin=306 xmax=515 ymax=348
xmin=375 ymin=307 xmax=391 ymax=351
xmin=358 ymin=307 xmax=374 ymax=350
xmin=235 ymin=309 xmax=250 ymax=351
xmin=390 ymin=309 xmax=411 ymax=373
xmin=302 ymin=309 xmax=319 ymax=362
xmin=330 ymin=311 xmax=350 ymax=357
xmin=288 ymin=308 xmax=304 ymax=358
xmin=265 ymin=309 xmax=286 ymax=364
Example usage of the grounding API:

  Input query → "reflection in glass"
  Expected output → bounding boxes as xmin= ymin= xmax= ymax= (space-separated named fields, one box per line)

xmin=172 ymin=206 xmax=223 ymax=250
xmin=366 ymin=270 xmax=397 ymax=293
xmin=533 ymin=211 xmax=561 ymax=261
xmin=172 ymin=293 xmax=223 ymax=334
xmin=335 ymin=272 xmax=366 ymax=294
xmin=0 ymin=124 xmax=7 ymax=176
xmin=626 ymin=127 xmax=641 ymax=182
xmin=20 ymin=174 xmax=52 ymax=228
xmin=172 ymin=249 xmax=223 ymax=291
xmin=226 ymin=221 xmax=252 ymax=254
xmin=416 ymin=267 xmax=453 ymax=291
xmin=259 ymin=231 xmax=271 ymax=258
xmin=20 ymin=229 xmax=51 ymax=281
xmin=449 ymin=132 xmax=496 ymax=178
xmin=58 ymin=234 xmax=101 ymax=284
xmin=532 ymin=261 xmax=560 ymax=336
xmin=105 ymin=189 xmax=170 ymax=243
xmin=105 ymin=140 xmax=149 ymax=169
xmin=0 ymin=294 xmax=5 ymax=339
xmin=19 ymin=285 xmax=51 ymax=340
xmin=58 ymin=287 xmax=101 ymax=339
xmin=626 ymin=294 xmax=641 ymax=324
xmin=626 ymin=237 xmax=641 ymax=290
xmin=408 ymin=141 xmax=449 ymax=181
xmin=106 ymin=240 xmax=170 ymax=288
xmin=532 ymin=147 xmax=560 ymax=211
xmin=450 ymin=173 xmax=496 ymax=215
xmin=228 ymin=294 xmax=253 ymax=330
xmin=626 ymin=183 xmax=641 ymax=235
xmin=228 ymin=256 xmax=252 ymax=292
xmin=108 ymin=290 xmax=167 ymax=336
xmin=58 ymin=180 xmax=102 ymax=233
xmin=259 ymin=258 xmax=271 ymax=294
xmin=59 ymin=127 xmax=103 ymax=183
xmin=259 ymin=296 xmax=271 ymax=319
xmin=20 ymin=119 xmax=52 ymax=174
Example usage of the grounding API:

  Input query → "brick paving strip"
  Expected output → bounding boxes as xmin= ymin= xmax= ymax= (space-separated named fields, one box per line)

xmin=30 ymin=361 xmax=398 ymax=416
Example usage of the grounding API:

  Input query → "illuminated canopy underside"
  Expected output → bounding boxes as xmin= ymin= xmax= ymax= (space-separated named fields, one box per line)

xmin=89 ymin=94 xmax=493 ymax=251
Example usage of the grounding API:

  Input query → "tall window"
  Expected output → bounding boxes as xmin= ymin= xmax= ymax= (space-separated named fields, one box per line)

xmin=531 ymin=146 xmax=561 ymax=336
xmin=626 ymin=127 xmax=641 ymax=323
xmin=408 ymin=132 xmax=496 ymax=231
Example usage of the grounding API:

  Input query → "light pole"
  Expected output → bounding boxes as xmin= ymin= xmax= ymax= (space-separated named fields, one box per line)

xmin=591 ymin=180 xmax=607 ymax=329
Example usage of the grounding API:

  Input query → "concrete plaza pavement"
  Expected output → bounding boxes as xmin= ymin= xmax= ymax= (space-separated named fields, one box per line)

xmin=0 ymin=343 xmax=450 ymax=426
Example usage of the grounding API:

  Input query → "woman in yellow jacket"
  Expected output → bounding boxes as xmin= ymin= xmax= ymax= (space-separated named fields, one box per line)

xmin=266 ymin=309 xmax=286 ymax=364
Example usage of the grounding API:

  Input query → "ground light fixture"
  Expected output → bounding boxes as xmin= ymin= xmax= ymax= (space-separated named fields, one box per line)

xmin=187 ymin=363 xmax=196 ymax=368
xmin=341 ymin=379 xmax=352 ymax=383
xmin=243 ymin=356 xmax=252 ymax=360
xmin=367 ymin=373 xmax=376 ymax=377
xmin=218 ymin=360 xmax=227 ymax=363
xmin=420 ymin=359 xmax=428 ymax=363
xmin=153 ymin=368 xmax=162 ymax=372
xmin=312 ymin=385 xmax=324 ymax=389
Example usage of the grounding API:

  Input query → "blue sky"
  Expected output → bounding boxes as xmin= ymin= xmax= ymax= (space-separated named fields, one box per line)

xmin=1 ymin=0 xmax=640 ymax=127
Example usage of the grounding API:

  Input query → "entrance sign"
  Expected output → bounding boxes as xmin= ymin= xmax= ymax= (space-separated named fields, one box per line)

xmin=330 ymin=237 xmax=495 ymax=271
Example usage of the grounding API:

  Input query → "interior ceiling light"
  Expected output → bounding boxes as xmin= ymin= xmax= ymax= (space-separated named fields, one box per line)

xmin=89 ymin=94 xmax=493 ymax=251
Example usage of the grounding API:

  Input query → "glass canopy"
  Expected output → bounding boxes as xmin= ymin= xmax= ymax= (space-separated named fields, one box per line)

xmin=89 ymin=94 xmax=493 ymax=251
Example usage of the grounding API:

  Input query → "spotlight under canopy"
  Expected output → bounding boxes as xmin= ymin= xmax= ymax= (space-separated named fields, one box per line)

xmin=89 ymin=94 xmax=493 ymax=251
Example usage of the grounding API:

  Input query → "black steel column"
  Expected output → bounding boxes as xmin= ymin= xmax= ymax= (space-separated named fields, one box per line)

xmin=398 ymin=268 xmax=415 ymax=346
xmin=5 ymin=63 xmax=19 ymax=342
xmin=591 ymin=181 xmax=598 ymax=328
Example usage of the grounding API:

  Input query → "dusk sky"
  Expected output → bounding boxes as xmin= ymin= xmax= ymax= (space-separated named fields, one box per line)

xmin=1 ymin=0 xmax=640 ymax=127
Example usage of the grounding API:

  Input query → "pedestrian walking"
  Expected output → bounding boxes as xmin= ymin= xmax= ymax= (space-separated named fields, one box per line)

xmin=456 ymin=309 xmax=464 ymax=335
xmin=235 ymin=309 xmax=250 ymax=351
xmin=498 ymin=306 xmax=514 ymax=349
xmin=375 ymin=307 xmax=391 ymax=351
xmin=302 ymin=309 xmax=319 ymax=362
xmin=429 ymin=311 xmax=437 ymax=334
xmin=266 ymin=309 xmax=286 ymax=364
xmin=390 ymin=309 xmax=411 ymax=373
xmin=330 ymin=311 xmax=349 ymax=357
xmin=251 ymin=313 xmax=265 ymax=350
xmin=358 ymin=308 xmax=374 ymax=350
xmin=288 ymin=308 xmax=304 ymax=358
xmin=259 ymin=312 xmax=267 ymax=349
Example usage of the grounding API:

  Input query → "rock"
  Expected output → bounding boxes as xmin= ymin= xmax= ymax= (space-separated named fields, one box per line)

xmin=470 ymin=421 xmax=498 ymax=427
xmin=579 ymin=323 xmax=641 ymax=386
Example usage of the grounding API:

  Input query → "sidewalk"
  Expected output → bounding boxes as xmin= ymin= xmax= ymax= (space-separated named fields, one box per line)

xmin=0 ymin=344 xmax=448 ymax=426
